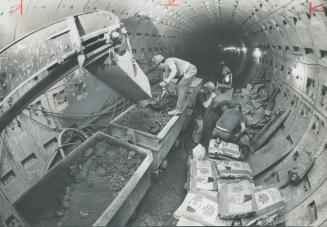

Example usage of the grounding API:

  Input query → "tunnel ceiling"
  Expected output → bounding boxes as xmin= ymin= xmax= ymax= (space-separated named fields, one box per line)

xmin=0 ymin=0 xmax=322 ymax=49
xmin=1 ymin=0 xmax=327 ymax=108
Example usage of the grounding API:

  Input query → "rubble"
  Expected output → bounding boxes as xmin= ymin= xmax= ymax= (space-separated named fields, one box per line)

xmin=84 ymin=148 xmax=94 ymax=158
xmin=246 ymin=107 xmax=265 ymax=126
xmin=288 ymin=150 xmax=315 ymax=184
xmin=36 ymin=141 xmax=144 ymax=227
xmin=116 ymin=106 xmax=172 ymax=134
xmin=233 ymin=83 xmax=272 ymax=132
xmin=116 ymin=83 xmax=178 ymax=134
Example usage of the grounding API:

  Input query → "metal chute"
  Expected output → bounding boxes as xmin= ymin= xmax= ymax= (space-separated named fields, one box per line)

xmin=0 ymin=10 xmax=151 ymax=132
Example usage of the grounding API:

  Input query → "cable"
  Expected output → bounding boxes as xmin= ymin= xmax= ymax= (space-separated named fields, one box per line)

xmin=44 ymin=142 xmax=83 ymax=173
xmin=58 ymin=128 xmax=87 ymax=158
xmin=25 ymin=102 xmax=125 ymax=118
xmin=94 ymin=90 xmax=113 ymax=114
xmin=44 ymin=128 xmax=87 ymax=173
xmin=21 ymin=112 xmax=60 ymax=131
xmin=103 ymin=97 xmax=119 ymax=133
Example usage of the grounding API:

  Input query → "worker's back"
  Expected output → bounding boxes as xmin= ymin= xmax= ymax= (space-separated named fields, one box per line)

xmin=165 ymin=57 xmax=195 ymax=77
xmin=216 ymin=108 xmax=242 ymax=133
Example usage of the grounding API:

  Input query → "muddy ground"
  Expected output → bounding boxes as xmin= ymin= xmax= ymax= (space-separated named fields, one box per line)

xmin=116 ymin=90 xmax=177 ymax=134
xmin=24 ymin=141 xmax=144 ymax=227
xmin=128 ymin=123 xmax=194 ymax=226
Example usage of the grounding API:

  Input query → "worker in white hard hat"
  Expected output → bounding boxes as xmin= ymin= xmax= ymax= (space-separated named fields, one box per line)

xmin=192 ymin=81 xmax=217 ymax=145
xmin=152 ymin=55 xmax=197 ymax=115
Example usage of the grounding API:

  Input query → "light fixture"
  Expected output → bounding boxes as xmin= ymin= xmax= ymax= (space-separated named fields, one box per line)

xmin=253 ymin=48 xmax=262 ymax=58
xmin=223 ymin=46 xmax=237 ymax=51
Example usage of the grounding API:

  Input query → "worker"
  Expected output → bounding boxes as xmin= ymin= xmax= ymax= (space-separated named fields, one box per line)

xmin=152 ymin=55 xmax=197 ymax=115
xmin=198 ymin=100 xmax=237 ymax=151
xmin=193 ymin=100 xmax=237 ymax=160
xmin=192 ymin=81 xmax=216 ymax=145
xmin=212 ymin=103 xmax=247 ymax=143
xmin=219 ymin=61 xmax=232 ymax=87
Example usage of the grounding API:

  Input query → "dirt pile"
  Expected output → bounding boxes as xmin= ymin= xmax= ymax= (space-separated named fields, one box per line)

xmin=37 ymin=141 xmax=144 ymax=227
xmin=128 ymin=139 xmax=188 ymax=226
xmin=116 ymin=88 xmax=177 ymax=134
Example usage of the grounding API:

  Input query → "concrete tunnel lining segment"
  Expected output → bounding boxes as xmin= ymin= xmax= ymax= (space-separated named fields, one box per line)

xmin=0 ymin=0 xmax=327 ymax=226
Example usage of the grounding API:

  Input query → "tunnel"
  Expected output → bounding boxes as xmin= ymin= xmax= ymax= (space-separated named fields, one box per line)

xmin=0 ymin=0 xmax=327 ymax=226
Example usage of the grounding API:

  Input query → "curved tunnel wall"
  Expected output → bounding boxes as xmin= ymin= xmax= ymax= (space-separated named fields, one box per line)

xmin=1 ymin=0 xmax=327 ymax=226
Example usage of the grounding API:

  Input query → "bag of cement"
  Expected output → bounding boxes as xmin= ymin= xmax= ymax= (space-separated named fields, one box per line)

xmin=218 ymin=180 xmax=256 ymax=219
xmin=174 ymin=191 xmax=232 ymax=226
xmin=215 ymin=160 xmax=254 ymax=179
xmin=192 ymin=144 xmax=206 ymax=160
xmin=189 ymin=159 xmax=218 ymax=191
xmin=217 ymin=178 xmax=253 ymax=192
xmin=210 ymin=155 xmax=235 ymax=162
xmin=176 ymin=218 xmax=205 ymax=226
xmin=208 ymin=139 xmax=241 ymax=160
xmin=242 ymin=187 xmax=285 ymax=226
xmin=242 ymin=209 xmax=282 ymax=226
xmin=198 ymin=189 xmax=218 ymax=198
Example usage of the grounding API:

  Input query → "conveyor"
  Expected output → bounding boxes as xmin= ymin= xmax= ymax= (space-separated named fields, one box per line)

xmin=0 ymin=10 xmax=151 ymax=132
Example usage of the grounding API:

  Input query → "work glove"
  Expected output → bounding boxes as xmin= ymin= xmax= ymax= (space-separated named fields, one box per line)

xmin=211 ymin=92 xmax=217 ymax=99
xmin=160 ymin=81 xmax=169 ymax=88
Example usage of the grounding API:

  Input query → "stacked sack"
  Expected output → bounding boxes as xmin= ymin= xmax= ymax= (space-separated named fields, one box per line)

xmin=174 ymin=154 xmax=286 ymax=226
xmin=208 ymin=139 xmax=242 ymax=160
xmin=215 ymin=160 xmax=286 ymax=226
xmin=214 ymin=160 xmax=256 ymax=224
xmin=174 ymin=158 xmax=232 ymax=226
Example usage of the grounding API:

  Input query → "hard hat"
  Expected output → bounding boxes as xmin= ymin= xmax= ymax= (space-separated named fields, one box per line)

xmin=204 ymin=82 xmax=216 ymax=92
xmin=152 ymin=55 xmax=165 ymax=67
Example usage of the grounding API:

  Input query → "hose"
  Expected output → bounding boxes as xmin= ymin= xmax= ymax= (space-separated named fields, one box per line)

xmin=26 ymin=101 xmax=125 ymax=119
xmin=58 ymin=128 xmax=87 ymax=157
xmin=44 ymin=128 xmax=87 ymax=173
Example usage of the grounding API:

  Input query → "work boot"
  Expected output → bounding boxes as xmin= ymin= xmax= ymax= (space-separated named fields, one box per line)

xmin=168 ymin=109 xmax=183 ymax=116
